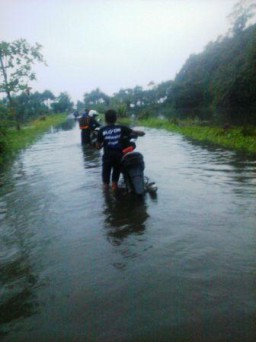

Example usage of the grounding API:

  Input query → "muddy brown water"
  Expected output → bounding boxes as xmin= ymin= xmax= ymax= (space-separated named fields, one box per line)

xmin=0 ymin=119 xmax=255 ymax=341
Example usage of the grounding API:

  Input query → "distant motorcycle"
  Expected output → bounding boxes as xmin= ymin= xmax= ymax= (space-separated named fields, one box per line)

xmin=90 ymin=128 xmax=100 ymax=147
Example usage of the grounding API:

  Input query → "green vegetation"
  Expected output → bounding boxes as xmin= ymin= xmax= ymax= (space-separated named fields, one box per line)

xmin=85 ymin=1 xmax=256 ymax=156
xmin=1 ymin=1 xmax=255 ymax=161
xmin=0 ymin=38 xmax=74 ymax=168
xmin=78 ymin=1 xmax=256 ymax=127
xmin=1 ymin=39 xmax=74 ymax=130
xmin=138 ymin=118 xmax=256 ymax=155
xmin=0 ymin=114 xmax=67 ymax=166
xmin=0 ymin=39 xmax=46 ymax=129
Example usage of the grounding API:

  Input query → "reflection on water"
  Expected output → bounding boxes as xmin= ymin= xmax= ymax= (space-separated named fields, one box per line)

xmin=81 ymin=145 xmax=101 ymax=169
xmin=0 ymin=123 xmax=255 ymax=341
xmin=0 ymin=252 xmax=38 ymax=330
xmin=103 ymin=191 xmax=149 ymax=271
xmin=103 ymin=191 xmax=149 ymax=246
xmin=184 ymin=138 xmax=256 ymax=200
xmin=0 ymin=177 xmax=39 ymax=337
xmin=53 ymin=117 xmax=76 ymax=132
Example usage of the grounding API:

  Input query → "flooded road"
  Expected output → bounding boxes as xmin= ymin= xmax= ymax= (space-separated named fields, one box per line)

xmin=0 ymin=119 xmax=255 ymax=341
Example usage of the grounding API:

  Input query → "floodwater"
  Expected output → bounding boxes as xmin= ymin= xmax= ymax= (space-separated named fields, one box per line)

xmin=0 ymin=119 xmax=255 ymax=342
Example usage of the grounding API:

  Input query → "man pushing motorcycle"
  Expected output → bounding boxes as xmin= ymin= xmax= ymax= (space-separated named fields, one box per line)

xmin=79 ymin=109 xmax=101 ymax=145
xmin=96 ymin=109 xmax=145 ymax=191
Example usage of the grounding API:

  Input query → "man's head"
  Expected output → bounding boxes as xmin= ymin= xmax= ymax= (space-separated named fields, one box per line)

xmin=88 ymin=110 xmax=98 ymax=117
xmin=105 ymin=109 xmax=117 ymax=124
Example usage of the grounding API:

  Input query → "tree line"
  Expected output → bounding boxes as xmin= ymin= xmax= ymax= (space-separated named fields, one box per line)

xmin=1 ymin=0 xmax=256 ymax=129
xmin=80 ymin=0 xmax=256 ymax=125
xmin=79 ymin=21 xmax=256 ymax=126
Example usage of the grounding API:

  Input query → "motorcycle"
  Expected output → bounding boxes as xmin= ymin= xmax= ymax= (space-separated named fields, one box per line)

xmin=120 ymin=134 xmax=157 ymax=196
xmin=91 ymin=128 xmax=157 ymax=196
xmin=90 ymin=128 xmax=100 ymax=147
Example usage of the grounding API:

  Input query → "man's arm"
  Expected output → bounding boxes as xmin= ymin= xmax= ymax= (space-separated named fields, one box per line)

xmin=132 ymin=129 xmax=145 ymax=137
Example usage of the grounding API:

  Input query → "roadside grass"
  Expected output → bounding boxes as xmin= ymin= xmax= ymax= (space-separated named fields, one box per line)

xmin=0 ymin=114 xmax=67 ymax=166
xmin=134 ymin=118 xmax=256 ymax=155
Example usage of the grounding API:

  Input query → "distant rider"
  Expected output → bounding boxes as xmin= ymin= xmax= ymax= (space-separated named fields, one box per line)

xmin=96 ymin=109 xmax=145 ymax=191
xmin=73 ymin=110 xmax=79 ymax=119
xmin=79 ymin=109 xmax=100 ymax=145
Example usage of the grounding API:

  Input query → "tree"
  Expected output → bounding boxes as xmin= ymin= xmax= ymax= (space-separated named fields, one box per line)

xmin=14 ymin=90 xmax=55 ymax=123
xmin=76 ymin=100 xmax=84 ymax=112
xmin=228 ymin=0 xmax=256 ymax=36
xmin=41 ymin=89 xmax=55 ymax=102
xmin=51 ymin=92 xmax=73 ymax=113
xmin=0 ymin=39 xmax=46 ymax=128
xmin=83 ymin=88 xmax=110 ymax=113
xmin=83 ymin=88 xmax=109 ymax=108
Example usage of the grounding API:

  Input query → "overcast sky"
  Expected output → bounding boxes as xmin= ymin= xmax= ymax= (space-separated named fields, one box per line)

xmin=1 ymin=0 xmax=238 ymax=104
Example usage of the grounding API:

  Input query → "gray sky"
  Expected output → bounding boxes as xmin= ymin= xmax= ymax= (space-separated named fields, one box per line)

xmin=1 ymin=0 xmax=238 ymax=103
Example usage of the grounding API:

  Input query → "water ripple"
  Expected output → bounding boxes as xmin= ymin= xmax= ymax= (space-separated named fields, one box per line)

xmin=0 ymin=124 xmax=255 ymax=341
